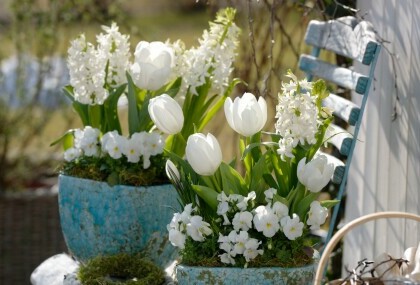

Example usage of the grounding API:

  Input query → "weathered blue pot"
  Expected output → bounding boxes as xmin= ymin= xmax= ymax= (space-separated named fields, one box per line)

xmin=176 ymin=264 xmax=315 ymax=285
xmin=58 ymin=175 xmax=179 ymax=268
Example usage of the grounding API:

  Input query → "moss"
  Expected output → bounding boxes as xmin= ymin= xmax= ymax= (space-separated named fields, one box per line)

xmin=77 ymin=253 xmax=165 ymax=285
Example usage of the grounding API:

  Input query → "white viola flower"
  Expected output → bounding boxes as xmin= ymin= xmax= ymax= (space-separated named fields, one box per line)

xmin=235 ymin=191 xmax=256 ymax=211
xmin=224 ymin=92 xmax=267 ymax=137
xmin=232 ymin=211 xmax=253 ymax=232
xmin=297 ymin=155 xmax=334 ymax=192
xmin=96 ymin=23 xmax=130 ymax=86
xmin=74 ymin=127 xmax=100 ymax=157
xmin=272 ymin=201 xmax=289 ymax=220
xmin=122 ymin=134 xmax=142 ymax=163
xmin=101 ymin=131 xmax=119 ymax=152
xmin=64 ymin=147 xmax=82 ymax=162
xmin=148 ymin=94 xmax=184 ymax=135
xmin=185 ymin=133 xmax=222 ymax=176
xmin=243 ymin=238 xmax=264 ymax=262
xmin=307 ymin=201 xmax=328 ymax=230
xmin=232 ymin=231 xmax=249 ymax=255
xmin=167 ymin=212 xmax=183 ymax=231
xmin=103 ymin=133 xmax=126 ymax=159
xmin=217 ymin=200 xmax=231 ymax=225
xmin=180 ymin=203 xmax=194 ymax=224
xmin=264 ymin=188 xmax=277 ymax=202
xmin=253 ymin=205 xmax=280 ymax=238
xmin=130 ymin=41 xmax=174 ymax=91
xmin=165 ymin=159 xmax=180 ymax=182
xmin=281 ymin=214 xmax=304 ymax=241
xmin=168 ymin=228 xmax=186 ymax=249
xmin=186 ymin=215 xmax=212 ymax=242
xmin=219 ymin=252 xmax=236 ymax=265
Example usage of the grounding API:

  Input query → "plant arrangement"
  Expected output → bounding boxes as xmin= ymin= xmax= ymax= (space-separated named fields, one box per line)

xmin=165 ymin=72 xmax=339 ymax=268
xmin=52 ymin=8 xmax=240 ymax=186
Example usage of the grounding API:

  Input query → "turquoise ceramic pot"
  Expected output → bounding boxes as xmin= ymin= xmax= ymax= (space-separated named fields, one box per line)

xmin=58 ymin=175 xmax=179 ymax=268
xmin=176 ymin=264 xmax=315 ymax=285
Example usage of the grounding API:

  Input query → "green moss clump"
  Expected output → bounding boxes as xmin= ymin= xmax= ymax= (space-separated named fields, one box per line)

xmin=77 ymin=253 xmax=166 ymax=285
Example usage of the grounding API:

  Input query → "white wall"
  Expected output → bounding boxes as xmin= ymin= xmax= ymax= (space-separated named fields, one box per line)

xmin=343 ymin=0 xmax=420 ymax=271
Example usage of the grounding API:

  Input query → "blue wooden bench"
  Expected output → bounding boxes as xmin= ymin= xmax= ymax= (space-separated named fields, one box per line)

xmin=298 ymin=16 xmax=381 ymax=246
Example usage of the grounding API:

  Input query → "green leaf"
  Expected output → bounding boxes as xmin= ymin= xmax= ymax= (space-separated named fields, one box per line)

xmin=103 ymin=84 xmax=126 ymax=134
xmin=249 ymin=154 xmax=270 ymax=201
xmin=219 ymin=162 xmax=247 ymax=196
xmin=263 ymin=173 xmax=279 ymax=189
xmin=154 ymin=77 xmax=182 ymax=98
xmin=269 ymin=150 xmax=289 ymax=197
xmin=63 ymin=86 xmax=90 ymax=126
xmin=88 ymin=104 xmax=103 ymax=131
xmin=241 ymin=141 xmax=278 ymax=160
xmin=191 ymin=185 xmax=218 ymax=210
xmin=50 ymin=130 xmax=75 ymax=150
xmin=137 ymin=92 xmax=154 ymax=132
xmin=296 ymin=192 xmax=318 ymax=221
xmin=126 ymin=72 xmax=141 ymax=135
xmin=320 ymin=200 xmax=340 ymax=209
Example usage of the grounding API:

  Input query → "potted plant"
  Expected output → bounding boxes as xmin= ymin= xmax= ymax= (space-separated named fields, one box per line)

xmin=52 ymin=8 xmax=240 ymax=268
xmin=165 ymin=71 xmax=339 ymax=284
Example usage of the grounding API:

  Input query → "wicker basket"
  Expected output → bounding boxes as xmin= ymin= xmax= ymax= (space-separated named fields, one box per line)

xmin=314 ymin=211 xmax=420 ymax=285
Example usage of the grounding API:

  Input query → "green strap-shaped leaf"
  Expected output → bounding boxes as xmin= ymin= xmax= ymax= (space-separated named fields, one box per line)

xmin=126 ymin=73 xmax=141 ymax=135
xmin=219 ymin=162 xmax=247 ymax=196
xmin=103 ymin=84 xmax=126 ymax=134
xmin=63 ymin=86 xmax=89 ymax=126
xmin=50 ymin=129 xmax=75 ymax=150
xmin=88 ymin=104 xmax=103 ymax=131
xmin=191 ymin=184 xmax=218 ymax=210
xmin=320 ymin=200 xmax=340 ymax=209
xmin=295 ymin=192 xmax=318 ymax=221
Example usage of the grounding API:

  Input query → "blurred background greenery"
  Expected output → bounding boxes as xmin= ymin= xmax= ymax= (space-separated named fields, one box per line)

xmin=0 ymin=1 xmax=356 ymax=283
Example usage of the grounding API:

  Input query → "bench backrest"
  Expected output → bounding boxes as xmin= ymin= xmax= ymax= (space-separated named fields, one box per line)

xmin=298 ymin=16 xmax=381 ymax=245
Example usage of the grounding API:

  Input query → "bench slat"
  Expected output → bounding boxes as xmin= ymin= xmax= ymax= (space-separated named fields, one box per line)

xmin=323 ymin=93 xmax=360 ymax=126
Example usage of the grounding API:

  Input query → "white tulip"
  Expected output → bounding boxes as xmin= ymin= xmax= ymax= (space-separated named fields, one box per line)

xmin=165 ymin=159 xmax=180 ymax=182
xmin=297 ymin=155 xmax=334 ymax=193
xmin=185 ymin=133 xmax=222 ymax=176
xmin=148 ymin=94 xmax=184 ymax=134
xmin=130 ymin=41 xmax=173 ymax=90
xmin=224 ymin=92 xmax=267 ymax=137
xmin=306 ymin=201 xmax=328 ymax=230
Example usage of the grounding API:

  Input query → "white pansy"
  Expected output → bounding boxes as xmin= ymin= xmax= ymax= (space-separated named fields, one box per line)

xmin=168 ymin=228 xmax=186 ymax=249
xmin=297 ymin=155 xmax=334 ymax=192
xmin=185 ymin=133 xmax=222 ymax=176
xmin=219 ymin=252 xmax=236 ymax=265
xmin=281 ymin=214 xmax=304 ymax=240
xmin=224 ymin=92 xmax=267 ymax=137
xmin=253 ymin=205 xmax=280 ymax=238
xmin=217 ymin=200 xmax=231 ymax=225
xmin=122 ymin=135 xmax=141 ymax=163
xmin=307 ymin=201 xmax=328 ymax=230
xmin=272 ymin=201 xmax=289 ymax=220
xmin=74 ymin=126 xmax=100 ymax=157
xmin=130 ymin=41 xmax=174 ymax=90
xmin=148 ymin=94 xmax=184 ymax=135
xmin=232 ymin=231 xmax=249 ymax=255
xmin=243 ymin=238 xmax=263 ymax=262
xmin=102 ymin=132 xmax=126 ymax=159
xmin=264 ymin=188 xmax=277 ymax=202
xmin=186 ymin=215 xmax=212 ymax=242
xmin=64 ymin=147 xmax=82 ymax=162
xmin=232 ymin=211 xmax=253 ymax=231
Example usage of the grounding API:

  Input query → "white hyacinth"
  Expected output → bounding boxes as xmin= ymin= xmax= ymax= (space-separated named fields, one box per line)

xmin=176 ymin=10 xmax=240 ymax=96
xmin=67 ymin=23 xmax=130 ymax=105
xmin=275 ymin=73 xmax=319 ymax=160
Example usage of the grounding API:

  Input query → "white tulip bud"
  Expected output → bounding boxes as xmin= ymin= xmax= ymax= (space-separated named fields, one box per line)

xmin=148 ymin=94 xmax=184 ymax=134
xmin=185 ymin=133 xmax=222 ymax=176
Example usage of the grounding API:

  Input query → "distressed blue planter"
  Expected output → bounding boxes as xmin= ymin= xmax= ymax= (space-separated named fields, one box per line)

xmin=58 ymin=175 xmax=179 ymax=268
xmin=176 ymin=264 xmax=315 ymax=285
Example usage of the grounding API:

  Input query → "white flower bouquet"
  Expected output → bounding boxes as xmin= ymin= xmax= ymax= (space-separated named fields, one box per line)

xmin=52 ymin=8 xmax=240 ymax=186
xmin=166 ymin=72 xmax=339 ymax=268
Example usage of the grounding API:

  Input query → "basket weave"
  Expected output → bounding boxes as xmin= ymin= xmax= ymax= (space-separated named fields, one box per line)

xmin=314 ymin=211 xmax=420 ymax=285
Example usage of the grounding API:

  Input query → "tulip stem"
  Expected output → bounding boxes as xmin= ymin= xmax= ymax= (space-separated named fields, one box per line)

xmin=209 ymin=175 xmax=222 ymax=193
